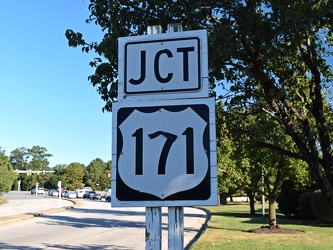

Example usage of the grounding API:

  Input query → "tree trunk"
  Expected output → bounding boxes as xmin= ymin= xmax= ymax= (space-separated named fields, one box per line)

xmin=246 ymin=190 xmax=256 ymax=215
xmin=268 ymin=197 xmax=276 ymax=229
xmin=312 ymin=161 xmax=333 ymax=211
xmin=267 ymin=169 xmax=283 ymax=229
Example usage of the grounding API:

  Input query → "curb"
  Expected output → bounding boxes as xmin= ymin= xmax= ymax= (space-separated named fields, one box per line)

xmin=184 ymin=207 xmax=211 ymax=250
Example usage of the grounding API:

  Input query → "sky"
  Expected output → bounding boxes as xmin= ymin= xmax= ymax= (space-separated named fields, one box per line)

xmin=0 ymin=1 xmax=112 ymax=167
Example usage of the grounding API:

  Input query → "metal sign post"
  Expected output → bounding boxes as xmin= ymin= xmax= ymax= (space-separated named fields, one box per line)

xmin=58 ymin=181 xmax=62 ymax=207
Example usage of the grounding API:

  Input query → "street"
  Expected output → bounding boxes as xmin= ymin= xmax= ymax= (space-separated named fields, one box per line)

xmin=0 ymin=191 xmax=207 ymax=249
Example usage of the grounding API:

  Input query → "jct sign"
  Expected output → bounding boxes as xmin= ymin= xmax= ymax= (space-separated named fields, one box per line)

xmin=118 ymin=30 xmax=208 ymax=100
xmin=112 ymin=98 xmax=217 ymax=207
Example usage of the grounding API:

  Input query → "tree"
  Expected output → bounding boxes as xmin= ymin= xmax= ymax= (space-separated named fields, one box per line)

xmin=44 ymin=174 xmax=66 ymax=190
xmin=63 ymin=162 xmax=85 ymax=190
xmin=85 ymin=158 xmax=107 ymax=189
xmin=0 ymin=149 xmax=15 ymax=193
xmin=53 ymin=164 xmax=67 ymax=176
xmin=26 ymin=146 xmax=52 ymax=170
xmin=9 ymin=146 xmax=53 ymax=190
xmin=215 ymin=102 xmax=239 ymax=197
xmin=99 ymin=169 xmax=111 ymax=190
xmin=26 ymin=146 xmax=53 ymax=187
xmin=10 ymin=147 xmax=28 ymax=170
xmin=66 ymin=1 xmax=333 ymax=210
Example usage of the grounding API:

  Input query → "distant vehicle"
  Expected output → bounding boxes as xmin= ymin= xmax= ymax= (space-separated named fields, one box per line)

xmin=76 ymin=189 xmax=85 ymax=198
xmin=48 ymin=189 xmax=59 ymax=196
xmin=89 ymin=192 xmax=97 ymax=200
xmin=83 ymin=191 xmax=95 ymax=199
xmin=83 ymin=187 xmax=92 ymax=191
xmin=105 ymin=195 xmax=111 ymax=202
xmin=31 ymin=187 xmax=44 ymax=195
xmin=61 ymin=190 xmax=68 ymax=197
xmin=91 ymin=193 xmax=102 ymax=200
xmin=105 ymin=189 xmax=111 ymax=202
xmin=64 ymin=191 xmax=76 ymax=199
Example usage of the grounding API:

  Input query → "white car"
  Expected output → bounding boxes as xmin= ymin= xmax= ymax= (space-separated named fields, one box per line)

xmin=31 ymin=187 xmax=44 ymax=195
xmin=64 ymin=191 xmax=76 ymax=199
xmin=76 ymin=189 xmax=85 ymax=198
xmin=48 ymin=189 xmax=59 ymax=196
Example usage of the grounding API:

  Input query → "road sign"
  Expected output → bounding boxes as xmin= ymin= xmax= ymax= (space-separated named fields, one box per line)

xmin=111 ymin=98 xmax=217 ymax=207
xmin=118 ymin=30 xmax=208 ymax=101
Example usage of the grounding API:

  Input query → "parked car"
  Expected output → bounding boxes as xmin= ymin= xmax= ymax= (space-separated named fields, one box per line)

xmin=88 ymin=192 xmax=97 ymax=200
xmin=31 ymin=187 xmax=44 ymax=195
xmin=105 ymin=195 xmax=111 ymax=202
xmin=83 ymin=187 xmax=92 ymax=191
xmin=83 ymin=191 xmax=95 ymax=199
xmin=105 ymin=188 xmax=111 ymax=202
xmin=61 ymin=190 xmax=68 ymax=197
xmin=48 ymin=189 xmax=59 ymax=196
xmin=91 ymin=193 xmax=102 ymax=200
xmin=76 ymin=189 xmax=85 ymax=198
xmin=64 ymin=191 xmax=76 ymax=199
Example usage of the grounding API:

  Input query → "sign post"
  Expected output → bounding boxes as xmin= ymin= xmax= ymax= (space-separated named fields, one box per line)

xmin=145 ymin=207 xmax=162 ymax=249
xmin=168 ymin=206 xmax=184 ymax=248
xmin=113 ymin=25 xmax=217 ymax=249
xmin=58 ymin=181 xmax=62 ymax=207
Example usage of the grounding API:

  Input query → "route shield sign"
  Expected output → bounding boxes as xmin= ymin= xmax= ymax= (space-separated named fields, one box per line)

xmin=112 ymin=98 xmax=217 ymax=207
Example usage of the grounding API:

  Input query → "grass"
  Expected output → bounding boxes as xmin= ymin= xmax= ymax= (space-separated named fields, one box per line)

xmin=191 ymin=203 xmax=333 ymax=250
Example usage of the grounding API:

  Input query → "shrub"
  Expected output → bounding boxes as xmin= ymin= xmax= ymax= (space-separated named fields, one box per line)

xmin=296 ymin=191 xmax=315 ymax=219
xmin=310 ymin=190 xmax=333 ymax=223
xmin=277 ymin=179 xmax=305 ymax=216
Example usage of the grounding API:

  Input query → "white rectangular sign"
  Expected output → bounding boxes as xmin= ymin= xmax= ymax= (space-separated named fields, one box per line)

xmin=111 ymin=98 xmax=217 ymax=207
xmin=118 ymin=30 xmax=208 ymax=101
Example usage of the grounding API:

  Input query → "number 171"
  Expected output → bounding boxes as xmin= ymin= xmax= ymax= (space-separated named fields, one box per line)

xmin=132 ymin=127 xmax=194 ymax=175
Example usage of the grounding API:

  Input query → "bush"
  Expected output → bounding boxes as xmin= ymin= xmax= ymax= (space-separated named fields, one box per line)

xmin=277 ymin=179 xmax=305 ymax=216
xmin=296 ymin=191 xmax=315 ymax=219
xmin=311 ymin=190 xmax=333 ymax=223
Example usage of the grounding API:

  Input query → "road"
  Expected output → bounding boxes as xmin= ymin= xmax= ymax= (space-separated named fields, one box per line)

xmin=1 ymin=191 xmax=74 ymax=217
xmin=0 ymin=191 xmax=208 ymax=249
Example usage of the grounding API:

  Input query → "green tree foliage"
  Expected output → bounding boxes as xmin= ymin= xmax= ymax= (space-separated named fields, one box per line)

xmin=9 ymin=146 xmax=53 ymax=190
xmin=53 ymin=164 xmax=67 ymax=176
xmin=215 ymin=102 xmax=238 ymax=196
xmin=10 ymin=147 xmax=28 ymax=170
xmin=26 ymin=146 xmax=52 ymax=170
xmin=98 ymin=160 xmax=112 ymax=190
xmin=85 ymin=158 xmax=107 ymax=189
xmin=99 ymin=169 xmax=111 ymax=190
xmin=0 ymin=149 xmax=15 ymax=193
xmin=44 ymin=174 xmax=66 ymax=190
xmin=1 ymin=144 xmax=110 ymax=192
xmin=65 ymin=0 xmax=333 ymax=210
xmin=27 ymin=146 xmax=53 ymax=187
xmin=63 ymin=162 xmax=85 ymax=190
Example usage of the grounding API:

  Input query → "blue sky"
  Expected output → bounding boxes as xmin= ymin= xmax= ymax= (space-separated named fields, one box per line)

xmin=0 ymin=1 xmax=111 ymax=167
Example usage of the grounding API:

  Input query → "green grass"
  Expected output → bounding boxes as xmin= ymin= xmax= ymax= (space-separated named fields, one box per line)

xmin=191 ymin=203 xmax=333 ymax=250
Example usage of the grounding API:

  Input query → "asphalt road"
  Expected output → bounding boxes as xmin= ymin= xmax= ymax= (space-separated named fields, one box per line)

xmin=0 ymin=191 xmax=208 ymax=249
xmin=1 ymin=191 xmax=74 ymax=217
